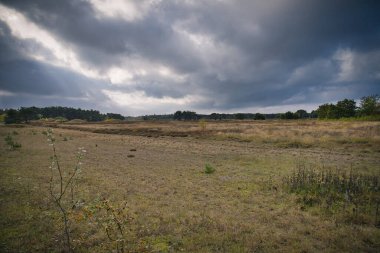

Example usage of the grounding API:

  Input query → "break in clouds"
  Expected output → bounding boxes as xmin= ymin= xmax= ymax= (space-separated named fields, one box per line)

xmin=0 ymin=0 xmax=379 ymax=115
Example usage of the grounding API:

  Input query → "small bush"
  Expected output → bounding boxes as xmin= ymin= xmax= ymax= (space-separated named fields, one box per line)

xmin=204 ymin=164 xmax=215 ymax=174
xmin=12 ymin=130 xmax=19 ymax=135
xmin=4 ymin=134 xmax=21 ymax=150
xmin=12 ymin=142 xmax=22 ymax=148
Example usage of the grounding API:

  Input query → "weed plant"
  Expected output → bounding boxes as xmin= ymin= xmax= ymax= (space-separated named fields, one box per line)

xmin=47 ymin=129 xmax=85 ymax=252
xmin=4 ymin=134 xmax=21 ymax=150
xmin=204 ymin=164 xmax=215 ymax=174
xmin=84 ymin=199 xmax=131 ymax=253
xmin=283 ymin=163 xmax=380 ymax=225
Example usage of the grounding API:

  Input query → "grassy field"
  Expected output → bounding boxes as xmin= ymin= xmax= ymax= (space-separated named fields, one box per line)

xmin=1 ymin=120 xmax=379 ymax=252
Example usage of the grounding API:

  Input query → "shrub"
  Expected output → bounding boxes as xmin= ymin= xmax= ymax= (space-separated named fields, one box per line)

xmin=46 ymin=129 xmax=86 ymax=252
xmin=204 ymin=164 xmax=215 ymax=174
xmin=4 ymin=134 xmax=21 ymax=150
xmin=83 ymin=199 xmax=131 ymax=253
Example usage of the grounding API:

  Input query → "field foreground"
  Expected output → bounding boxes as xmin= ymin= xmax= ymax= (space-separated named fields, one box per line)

xmin=1 ymin=120 xmax=380 ymax=252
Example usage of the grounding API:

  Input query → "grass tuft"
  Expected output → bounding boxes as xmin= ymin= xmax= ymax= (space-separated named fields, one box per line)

xmin=204 ymin=164 xmax=216 ymax=174
xmin=4 ymin=134 xmax=21 ymax=150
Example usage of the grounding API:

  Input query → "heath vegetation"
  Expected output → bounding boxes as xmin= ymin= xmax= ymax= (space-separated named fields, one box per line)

xmin=0 ymin=119 xmax=379 ymax=252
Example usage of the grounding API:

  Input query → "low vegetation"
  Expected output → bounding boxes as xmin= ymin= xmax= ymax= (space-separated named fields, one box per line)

xmin=204 ymin=164 xmax=216 ymax=174
xmin=4 ymin=133 xmax=21 ymax=150
xmin=0 ymin=119 xmax=379 ymax=252
xmin=283 ymin=163 xmax=380 ymax=226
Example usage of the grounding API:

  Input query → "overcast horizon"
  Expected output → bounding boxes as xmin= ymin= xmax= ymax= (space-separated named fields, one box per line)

xmin=0 ymin=0 xmax=379 ymax=116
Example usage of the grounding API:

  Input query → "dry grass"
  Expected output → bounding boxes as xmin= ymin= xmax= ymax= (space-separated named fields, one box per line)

xmin=33 ymin=119 xmax=380 ymax=150
xmin=1 ymin=120 xmax=380 ymax=252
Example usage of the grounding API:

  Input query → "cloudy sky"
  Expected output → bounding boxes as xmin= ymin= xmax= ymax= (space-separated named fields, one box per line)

xmin=0 ymin=0 xmax=379 ymax=116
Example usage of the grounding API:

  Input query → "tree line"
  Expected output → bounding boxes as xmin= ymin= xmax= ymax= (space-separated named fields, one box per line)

xmin=315 ymin=95 xmax=379 ymax=119
xmin=2 ymin=106 xmax=124 ymax=124
xmin=1 ymin=95 xmax=378 ymax=124
xmin=167 ymin=95 xmax=379 ymax=121
xmin=170 ymin=111 xmax=269 ymax=120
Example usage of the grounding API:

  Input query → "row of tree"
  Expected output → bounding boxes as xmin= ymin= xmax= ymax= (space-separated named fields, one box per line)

xmin=279 ymin=109 xmax=317 ymax=119
xmin=171 ymin=95 xmax=379 ymax=121
xmin=1 ymin=95 xmax=378 ymax=124
xmin=316 ymin=95 xmax=379 ymax=119
xmin=2 ymin=106 xmax=125 ymax=124
xmin=171 ymin=111 xmax=268 ymax=120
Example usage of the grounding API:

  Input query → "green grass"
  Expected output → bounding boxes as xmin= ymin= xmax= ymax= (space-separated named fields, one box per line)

xmin=204 ymin=164 xmax=216 ymax=174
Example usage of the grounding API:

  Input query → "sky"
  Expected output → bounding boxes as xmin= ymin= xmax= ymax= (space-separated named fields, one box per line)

xmin=0 ymin=0 xmax=379 ymax=116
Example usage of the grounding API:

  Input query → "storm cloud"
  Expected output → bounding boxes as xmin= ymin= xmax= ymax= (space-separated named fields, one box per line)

xmin=0 ymin=0 xmax=379 ymax=115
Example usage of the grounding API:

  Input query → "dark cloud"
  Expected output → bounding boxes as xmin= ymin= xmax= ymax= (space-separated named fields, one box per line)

xmin=0 ymin=20 xmax=110 ymax=109
xmin=0 ymin=0 xmax=379 ymax=114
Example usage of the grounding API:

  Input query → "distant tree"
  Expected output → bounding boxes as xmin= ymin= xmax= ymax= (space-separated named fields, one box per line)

xmin=254 ymin=113 xmax=265 ymax=120
xmin=210 ymin=113 xmax=221 ymax=120
xmin=310 ymin=110 xmax=318 ymax=118
xmin=295 ymin=109 xmax=308 ymax=119
xmin=281 ymin=111 xmax=298 ymax=119
xmin=182 ymin=111 xmax=198 ymax=120
xmin=316 ymin=103 xmax=339 ymax=119
xmin=336 ymin=99 xmax=356 ymax=118
xmin=359 ymin=95 xmax=379 ymax=116
xmin=4 ymin=109 xmax=21 ymax=124
xmin=235 ymin=113 xmax=246 ymax=120
xmin=106 ymin=113 xmax=124 ymax=120
xmin=173 ymin=111 xmax=182 ymax=120
xmin=19 ymin=107 xmax=39 ymax=122
xmin=173 ymin=111 xmax=198 ymax=120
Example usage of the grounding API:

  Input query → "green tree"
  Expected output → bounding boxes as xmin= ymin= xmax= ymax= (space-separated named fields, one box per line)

xmin=254 ymin=113 xmax=265 ymax=120
xmin=235 ymin=113 xmax=246 ymax=120
xmin=173 ymin=111 xmax=182 ymax=120
xmin=19 ymin=107 xmax=39 ymax=122
xmin=295 ymin=109 xmax=308 ymax=119
xmin=336 ymin=99 xmax=356 ymax=118
xmin=359 ymin=95 xmax=379 ymax=116
xmin=316 ymin=103 xmax=338 ymax=119
xmin=106 ymin=113 xmax=124 ymax=120
xmin=4 ymin=109 xmax=21 ymax=124
xmin=310 ymin=110 xmax=318 ymax=118
xmin=281 ymin=111 xmax=298 ymax=119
